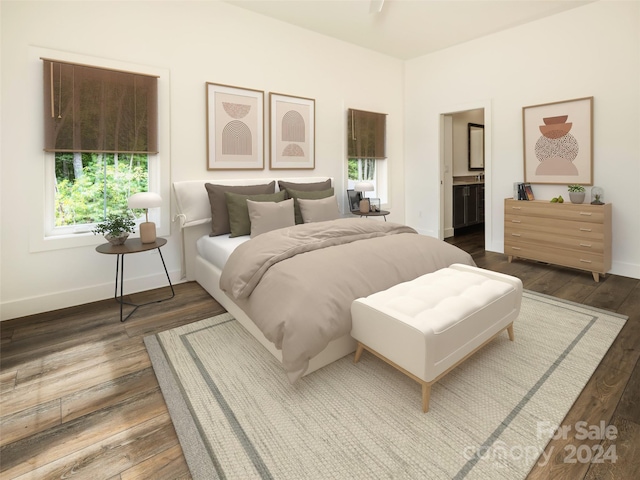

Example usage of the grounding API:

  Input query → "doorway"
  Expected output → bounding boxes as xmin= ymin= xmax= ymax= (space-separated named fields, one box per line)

xmin=439 ymin=102 xmax=491 ymax=251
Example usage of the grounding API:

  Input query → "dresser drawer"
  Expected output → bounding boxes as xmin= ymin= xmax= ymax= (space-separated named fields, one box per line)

xmin=505 ymin=228 xmax=605 ymax=253
xmin=504 ymin=243 xmax=606 ymax=273
xmin=505 ymin=215 xmax=605 ymax=240
xmin=505 ymin=200 xmax=607 ymax=224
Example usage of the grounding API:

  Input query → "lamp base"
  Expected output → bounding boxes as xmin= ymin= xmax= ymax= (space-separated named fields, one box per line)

xmin=139 ymin=222 xmax=157 ymax=243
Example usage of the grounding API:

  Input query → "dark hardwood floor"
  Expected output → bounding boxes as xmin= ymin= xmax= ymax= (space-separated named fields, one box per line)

xmin=1 ymin=229 xmax=638 ymax=479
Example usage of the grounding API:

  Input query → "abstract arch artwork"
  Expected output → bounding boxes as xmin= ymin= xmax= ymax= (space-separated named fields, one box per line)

xmin=206 ymin=82 xmax=264 ymax=170
xmin=222 ymin=120 xmax=252 ymax=155
xmin=282 ymin=111 xmax=305 ymax=143
xmin=270 ymin=93 xmax=315 ymax=169
xmin=523 ymin=97 xmax=593 ymax=185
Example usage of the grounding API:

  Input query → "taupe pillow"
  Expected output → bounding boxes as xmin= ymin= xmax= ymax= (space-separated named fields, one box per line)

xmin=285 ymin=187 xmax=335 ymax=224
xmin=278 ymin=179 xmax=331 ymax=199
xmin=297 ymin=196 xmax=340 ymax=223
xmin=247 ymin=198 xmax=295 ymax=238
xmin=204 ymin=182 xmax=275 ymax=236
xmin=226 ymin=190 xmax=286 ymax=237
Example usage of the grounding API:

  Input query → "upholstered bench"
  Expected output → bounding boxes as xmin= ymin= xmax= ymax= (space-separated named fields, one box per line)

xmin=351 ymin=264 xmax=523 ymax=412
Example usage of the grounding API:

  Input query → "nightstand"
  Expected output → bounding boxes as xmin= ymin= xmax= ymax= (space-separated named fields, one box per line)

xmin=96 ymin=237 xmax=175 ymax=322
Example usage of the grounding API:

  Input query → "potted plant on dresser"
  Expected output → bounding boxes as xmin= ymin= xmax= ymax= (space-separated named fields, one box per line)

xmin=92 ymin=213 xmax=136 ymax=245
xmin=568 ymin=184 xmax=586 ymax=204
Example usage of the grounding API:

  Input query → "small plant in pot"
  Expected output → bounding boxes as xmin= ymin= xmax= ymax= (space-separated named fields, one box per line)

xmin=92 ymin=213 xmax=136 ymax=245
xmin=567 ymin=184 xmax=586 ymax=204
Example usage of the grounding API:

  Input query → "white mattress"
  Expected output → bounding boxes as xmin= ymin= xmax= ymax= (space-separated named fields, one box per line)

xmin=196 ymin=234 xmax=250 ymax=270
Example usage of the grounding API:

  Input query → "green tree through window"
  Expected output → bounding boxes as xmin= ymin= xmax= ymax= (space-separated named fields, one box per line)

xmin=54 ymin=152 xmax=148 ymax=226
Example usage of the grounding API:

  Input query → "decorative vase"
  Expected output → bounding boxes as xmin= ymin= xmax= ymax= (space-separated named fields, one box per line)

xmin=569 ymin=192 xmax=585 ymax=204
xmin=105 ymin=233 xmax=129 ymax=245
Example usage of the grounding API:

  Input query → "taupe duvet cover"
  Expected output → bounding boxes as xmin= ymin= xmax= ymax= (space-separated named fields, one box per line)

xmin=220 ymin=218 xmax=475 ymax=382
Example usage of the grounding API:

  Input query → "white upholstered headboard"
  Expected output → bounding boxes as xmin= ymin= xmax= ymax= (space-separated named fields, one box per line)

xmin=173 ymin=177 xmax=333 ymax=279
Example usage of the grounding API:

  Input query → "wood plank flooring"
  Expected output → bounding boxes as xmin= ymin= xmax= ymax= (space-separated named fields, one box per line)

xmin=1 ymin=229 xmax=638 ymax=479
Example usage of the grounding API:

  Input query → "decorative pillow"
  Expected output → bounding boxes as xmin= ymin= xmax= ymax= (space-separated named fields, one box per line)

xmin=225 ymin=190 xmax=286 ymax=237
xmin=247 ymin=198 xmax=295 ymax=238
xmin=297 ymin=195 xmax=341 ymax=223
xmin=204 ymin=181 xmax=276 ymax=236
xmin=278 ymin=179 xmax=331 ymax=199
xmin=285 ymin=187 xmax=335 ymax=224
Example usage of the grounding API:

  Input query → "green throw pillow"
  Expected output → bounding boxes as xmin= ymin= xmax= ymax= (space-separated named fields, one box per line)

xmin=225 ymin=190 xmax=287 ymax=237
xmin=285 ymin=187 xmax=335 ymax=224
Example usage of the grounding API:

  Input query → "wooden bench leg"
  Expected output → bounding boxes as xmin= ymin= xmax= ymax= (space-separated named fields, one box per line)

xmin=354 ymin=342 xmax=364 ymax=363
xmin=422 ymin=382 xmax=432 ymax=413
xmin=507 ymin=323 xmax=515 ymax=341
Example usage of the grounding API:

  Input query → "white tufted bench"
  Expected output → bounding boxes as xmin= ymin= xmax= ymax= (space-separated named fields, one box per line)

xmin=351 ymin=264 xmax=522 ymax=412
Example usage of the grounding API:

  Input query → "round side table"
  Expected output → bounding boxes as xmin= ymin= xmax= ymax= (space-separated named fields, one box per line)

xmin=353 ymin=210 xmax=390 ymax=221
xmin=96 ymin=237 xmax=175 ymax=322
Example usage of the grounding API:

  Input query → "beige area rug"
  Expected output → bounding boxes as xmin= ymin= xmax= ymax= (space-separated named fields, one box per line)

xmin=144 ymin=291 xmax=627 ymax=479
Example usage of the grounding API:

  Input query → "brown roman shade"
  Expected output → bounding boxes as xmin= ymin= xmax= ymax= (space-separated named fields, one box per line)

xmin=43 ymin=59 xmax=158 ymax=154
xmin=347 ymin=108 xmax=387 ymax=159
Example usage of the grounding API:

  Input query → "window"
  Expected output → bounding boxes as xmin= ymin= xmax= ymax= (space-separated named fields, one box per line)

xmin=50 ymin=153 xmax=149 ymax=234
xmin=42 ymin=58 xmax=158 ymax=236
xmin=347 ymin=108 xmax=387 ymax=200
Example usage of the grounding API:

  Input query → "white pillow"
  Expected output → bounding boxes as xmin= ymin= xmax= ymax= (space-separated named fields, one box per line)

xmin=247 ymin=198 xmax=295 ymax=237
xmin=297 ymin=195 xmax=340 ymax=223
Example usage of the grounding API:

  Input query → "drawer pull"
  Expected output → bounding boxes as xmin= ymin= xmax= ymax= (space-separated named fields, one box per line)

xmin=511 ymin=233 xmax=521 ymax=237
xmin=511 ymin=246 xmax=521 ymax=250
xmin=511 ymin=219 xmax=521 ymax=223
xmin=580 ymin=259 xmax=592 ymax=264
xmin=511 ymin=206 xmax=521 ymax=210
xmin=580 ymin=243 xmax=592 ymax=248
xmin=580 ymin=227 xmax=592 ymax=232
xmin=579 ymin=212 xmax=592 ymax=216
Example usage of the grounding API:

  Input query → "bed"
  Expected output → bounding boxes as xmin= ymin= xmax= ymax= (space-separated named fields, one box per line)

xmin=173 ymin=177 xmax=476 ymax=382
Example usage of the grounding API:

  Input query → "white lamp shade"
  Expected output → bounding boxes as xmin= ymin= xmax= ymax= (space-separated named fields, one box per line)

xmin=127 ymin=192 xmax=162 ymax=209
xmin=354 ymin=182 xmax=374 ymax=193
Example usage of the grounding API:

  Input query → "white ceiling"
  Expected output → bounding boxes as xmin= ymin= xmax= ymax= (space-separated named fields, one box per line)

xmin=225 ymin=0 xmax=593 ymax=60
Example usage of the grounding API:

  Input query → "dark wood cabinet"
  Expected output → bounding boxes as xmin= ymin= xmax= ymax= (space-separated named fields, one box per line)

xmin=453 ymin=184 xmax=484 ymax=229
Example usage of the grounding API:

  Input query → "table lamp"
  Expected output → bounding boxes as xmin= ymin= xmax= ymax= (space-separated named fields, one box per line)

xmin=127 ymin=192 xmax=162 ymax=243
xmin=354 ymin=182 xmax=374 ymax=214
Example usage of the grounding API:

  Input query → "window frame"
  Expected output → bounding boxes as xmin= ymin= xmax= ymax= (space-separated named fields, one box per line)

xmin=29 ymin=46 xmax=170 ymax=253
xmin=44 ymin=152 xmax=161 ymax=237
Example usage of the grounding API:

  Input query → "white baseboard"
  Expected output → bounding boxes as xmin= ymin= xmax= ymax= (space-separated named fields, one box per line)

xmin=0 ymin=269 xmax=183 ymax=321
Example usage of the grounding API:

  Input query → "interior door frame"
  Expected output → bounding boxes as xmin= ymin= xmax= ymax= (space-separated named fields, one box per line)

xmin=438 ymin=100 xmax=492 ymax=249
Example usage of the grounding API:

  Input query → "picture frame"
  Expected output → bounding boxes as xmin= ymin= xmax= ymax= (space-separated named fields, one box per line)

xmin=369 ymin=198 xmax=381 ymax=212
xmin=206 ymin=82 xmax=264 ymax=170
xmin=523 ymin=96 xmax=593 ymax=185
xmin=346 ymin=189 xmax=361 ymax=212
xmin=269 ymin=92 xmax=315 ymax=169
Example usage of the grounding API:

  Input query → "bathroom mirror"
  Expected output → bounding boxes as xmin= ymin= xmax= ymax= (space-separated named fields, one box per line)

xmin=468 ymin=123 xmax=484 ymax=171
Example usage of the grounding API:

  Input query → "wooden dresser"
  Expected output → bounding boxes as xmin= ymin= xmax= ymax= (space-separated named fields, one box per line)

xmin=504 ymin=199 xmax=612 ymax=282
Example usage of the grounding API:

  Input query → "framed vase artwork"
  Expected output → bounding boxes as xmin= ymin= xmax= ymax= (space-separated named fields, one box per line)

xmin=269 ymin=93 xmax=315 ymax=169
xmin=522 ymin=96 xmax=593 ymax=185
xmin=206 ymin=82 xmax=264 ymax=170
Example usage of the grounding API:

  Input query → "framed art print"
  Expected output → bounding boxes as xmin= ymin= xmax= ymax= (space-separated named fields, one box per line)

xmin=206 ymin=82 xmax=264 ymax=170
xmin=269 ymin=93 xmax=315 ymax=169
xmin=522 ymin=96 xmax=593 ymax=184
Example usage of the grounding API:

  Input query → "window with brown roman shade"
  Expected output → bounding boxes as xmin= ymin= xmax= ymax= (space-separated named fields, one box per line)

xmin=347 ymin=108 xmax=387 ymax=159
xmin=43 ymin=59 xmax=158 ymax=154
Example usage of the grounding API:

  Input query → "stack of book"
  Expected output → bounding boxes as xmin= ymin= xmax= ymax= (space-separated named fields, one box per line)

xmin=513 ymin=182 xmax=535 ymax=201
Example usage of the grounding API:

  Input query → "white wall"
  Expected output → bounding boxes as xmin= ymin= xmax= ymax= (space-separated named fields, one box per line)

xmin=405 ymin=0 xmax=640 ymax=279
xmin=0 ymin=1 xmax=405 ymax=320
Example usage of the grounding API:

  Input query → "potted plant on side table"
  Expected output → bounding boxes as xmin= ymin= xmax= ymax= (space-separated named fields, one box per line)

xmin=568 ymin=184 xmax=586 ymax=204
xmin=92 ymin=213 xmax=136 ymax=245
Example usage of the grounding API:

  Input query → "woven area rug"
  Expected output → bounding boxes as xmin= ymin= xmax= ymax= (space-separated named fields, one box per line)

xmin=144 ymin=291 xmax=627 ymax=480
